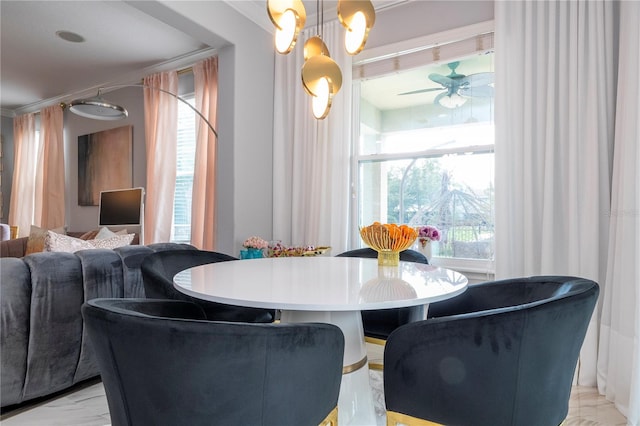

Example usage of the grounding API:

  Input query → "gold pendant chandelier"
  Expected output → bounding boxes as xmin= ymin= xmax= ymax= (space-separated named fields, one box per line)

xmin=267 ymin=0 xmax=375 ymax=119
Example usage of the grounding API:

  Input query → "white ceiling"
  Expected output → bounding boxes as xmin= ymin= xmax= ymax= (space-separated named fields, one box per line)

xmin=0 ymin=0 xmax=224 ymax=116
xmin=0 ymin=0 xmax=485 ymax=117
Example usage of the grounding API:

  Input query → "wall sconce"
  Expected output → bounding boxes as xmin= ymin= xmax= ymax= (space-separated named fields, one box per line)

xmin=267 ymin=0 xmax=307 ymax=54
xmin=268 ymin=0 xmax=374 ymax=120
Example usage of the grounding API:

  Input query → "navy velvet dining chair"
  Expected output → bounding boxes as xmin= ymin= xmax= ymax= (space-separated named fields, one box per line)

xmin=82 ymin=298 xmax=344 ymax=426
xmin=384 ymin=276 xmax=599 ymax=426
xmin=141 ymin=249 xmax=275 ymax=323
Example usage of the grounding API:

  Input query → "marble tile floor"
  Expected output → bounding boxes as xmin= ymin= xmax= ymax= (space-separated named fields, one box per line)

xmin=1 ymin=374 xmax=628 ymax=426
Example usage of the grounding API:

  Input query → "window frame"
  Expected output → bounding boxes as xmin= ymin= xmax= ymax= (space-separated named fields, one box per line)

xmin=350 ymin=21 xmax=496 ymax=278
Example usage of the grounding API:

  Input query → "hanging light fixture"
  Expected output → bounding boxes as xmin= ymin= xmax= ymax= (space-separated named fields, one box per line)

xmin=65 ymin=85 xmax=218 ymax=139
xmin=301 ymin=37 xmax=342 ymax=119
xmin=267 ymin=0 xmax=307 ymax=54
xmin=68 ymin=93 xmax=128 ymax=120
xmin=437 ymin=92 xmax=468 ymax=109
xmin=268 ymin=0 xmax=373 ymax=119
xmin=337 ymin=0 xmax=376 ymax=55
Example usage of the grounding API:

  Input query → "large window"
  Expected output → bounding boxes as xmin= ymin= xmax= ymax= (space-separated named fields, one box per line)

xmin=172 ymin=94 xmax=196 ymax=243
xmin=355 ymin=50 xmax=494 ymax=269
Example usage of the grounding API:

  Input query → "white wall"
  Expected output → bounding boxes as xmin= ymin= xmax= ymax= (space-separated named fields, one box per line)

xmin=367 ymin=1 xmax=494 ymax=50
xmin=130 ymin=1 xmax=275 ymax=256
xmin=65 ymin=87 xmax=145 ymax=233
xmin=0 ymin=116 xmax=14 ymax=222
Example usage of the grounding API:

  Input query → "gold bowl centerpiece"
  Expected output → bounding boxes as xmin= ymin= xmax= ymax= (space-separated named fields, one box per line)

xmin=360 ymin=222 xmax=418 ymax=266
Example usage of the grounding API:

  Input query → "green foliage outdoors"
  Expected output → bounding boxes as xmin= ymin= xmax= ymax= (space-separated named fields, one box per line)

xmin=385 ymin=157 xmax=494 ymax=260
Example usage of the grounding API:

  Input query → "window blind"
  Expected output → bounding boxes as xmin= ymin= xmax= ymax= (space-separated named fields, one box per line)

xmin=353 ymin=32 xmax=494 ymax=80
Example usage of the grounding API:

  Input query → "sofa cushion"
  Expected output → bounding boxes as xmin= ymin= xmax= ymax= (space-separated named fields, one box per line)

xmin=0 ymin=237 xmax=28 ymax=258
xmin=74 ymin=249 xmax=127 ymax=382
xmin=21 ymin=253 xmax=85 ymax=401
xmin=0 ymin=258 xmax=31 ymax=406
xmin=0 ymin=242 xmax=194 ymax=408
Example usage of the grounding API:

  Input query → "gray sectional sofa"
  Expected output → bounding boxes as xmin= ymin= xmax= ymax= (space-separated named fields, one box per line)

xmin=0 ymin=242 xmax=196 ymax=408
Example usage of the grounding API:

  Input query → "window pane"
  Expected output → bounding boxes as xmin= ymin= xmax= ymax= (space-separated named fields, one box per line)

xmin=172 ymin=96 xmax=196 ymax=243
xmin=359 ymin=152 xmax=494 ymax=260
xmin=356 ymin=53 xmax=494 ymax=261
xmin=359 ymin=54 xmax=494 ymax=156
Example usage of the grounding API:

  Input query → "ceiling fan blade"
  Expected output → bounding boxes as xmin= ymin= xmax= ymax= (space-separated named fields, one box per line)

xmin=461 ymin=72 xmax=494 ymax=87
xmin=459 ymin=85 xmax=494 ymax=98
xmin=428 ymin=73 xmax=454 ymax=87
xmin=398 ymin=87 xmax=444 ymax=96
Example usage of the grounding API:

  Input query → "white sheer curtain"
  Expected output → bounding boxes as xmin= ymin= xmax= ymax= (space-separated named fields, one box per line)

xmin=495 ymin=0 xmax=639 ymax=422
xmin=34 ymin=104 xmax=65 ymax=229
xmin=8 ymin=113 xmax=38 ymax=237
xmin=272 ymin=20 xmax=351 ymax=253
xmin=598 ymin=2 xmax=640 ymax=423
xmin=143 ymin=71 xmax=178 ymax=244
xmin=191 ymin=56 xmax=218 ymax=250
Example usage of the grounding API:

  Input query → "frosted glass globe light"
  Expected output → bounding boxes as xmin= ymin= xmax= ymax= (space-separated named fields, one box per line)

xmin=439 ymin=93 xmax=468 ymax=109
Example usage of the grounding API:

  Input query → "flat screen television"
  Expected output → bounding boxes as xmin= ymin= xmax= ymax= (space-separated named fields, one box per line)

xmin=98 ymin=187 xmax=145 ymax=227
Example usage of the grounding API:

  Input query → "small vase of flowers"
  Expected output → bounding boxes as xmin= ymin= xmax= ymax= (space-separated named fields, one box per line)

xmin=241 ymin=236 xmax=268 ymax=259
xmin=416 ymin=225 xmax=441 ymax=260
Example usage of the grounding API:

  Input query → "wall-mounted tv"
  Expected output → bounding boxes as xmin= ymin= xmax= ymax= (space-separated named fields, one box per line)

xmin=98 ymin=187 xmax=145 ymax=227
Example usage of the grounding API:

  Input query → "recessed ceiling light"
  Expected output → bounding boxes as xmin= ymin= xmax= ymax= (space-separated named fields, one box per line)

xmin=56 ymin=30 xmax=85 ymax=43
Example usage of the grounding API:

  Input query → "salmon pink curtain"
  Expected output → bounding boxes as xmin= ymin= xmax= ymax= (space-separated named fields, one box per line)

xmin=191 ymin=56 xmax=218 ymax=250
xmin=8 ymin=113 xmax=38 ymax=237
xmin=143 ymin=71 xmax=178 ymax=244
xmin=34 ymin=104 xmax=65 ymax=228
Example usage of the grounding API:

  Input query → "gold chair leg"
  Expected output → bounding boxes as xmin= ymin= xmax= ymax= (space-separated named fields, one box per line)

xmin=368 ymin=361 xmax=384 ymax=371
xmin=386 ymin=410 xmax=443 ymax=426
xmin=366 ymin=336 xmax=386 ymax=370
xmin=320 ymin=406 xmax=338 ymax=426
xmin=365 ymin=336 xmax=387 ymax=346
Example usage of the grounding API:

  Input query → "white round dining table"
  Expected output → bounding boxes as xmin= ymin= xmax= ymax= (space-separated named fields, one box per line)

xmin=174 ymin=256 xmax=468 ymax=425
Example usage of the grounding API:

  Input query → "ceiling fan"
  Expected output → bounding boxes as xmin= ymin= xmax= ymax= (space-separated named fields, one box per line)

xmin=399 ymin=61 xmax=494 ymax=108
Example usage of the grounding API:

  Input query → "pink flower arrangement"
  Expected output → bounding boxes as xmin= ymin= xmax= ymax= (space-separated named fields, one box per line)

xmin=417 ymin=225 xmax=441 ymax=247
xmin=243 ymin=236 xmax=268 ymax=250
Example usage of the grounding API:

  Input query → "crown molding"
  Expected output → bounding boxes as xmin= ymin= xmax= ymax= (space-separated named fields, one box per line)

xmin=9 ymin=47 xmax=217 ymax=117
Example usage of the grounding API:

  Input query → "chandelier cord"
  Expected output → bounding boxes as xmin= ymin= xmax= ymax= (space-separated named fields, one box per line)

xmin=316 ymin=0 xmax=324 ymax=40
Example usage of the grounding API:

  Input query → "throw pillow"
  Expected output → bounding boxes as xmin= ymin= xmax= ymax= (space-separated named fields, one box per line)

xmin=88 ymin=233 xmax=134 ymax=249
xmin=44 ymin=231 xmax=135 ymax=253
xmin=79 ymin=227 xmax=128 ymax=240
xmin=95 ymin=226 xmax=129 ymax=240
xmin=95 ymin=226 xmax=116 ymax=239
xmin=43 ymin=231 xmax=94 ymax=253
xmin=79 ymin=229 xmax=100 ymax=240
xmin=25 ymin=225 xmax=67 ymax=255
